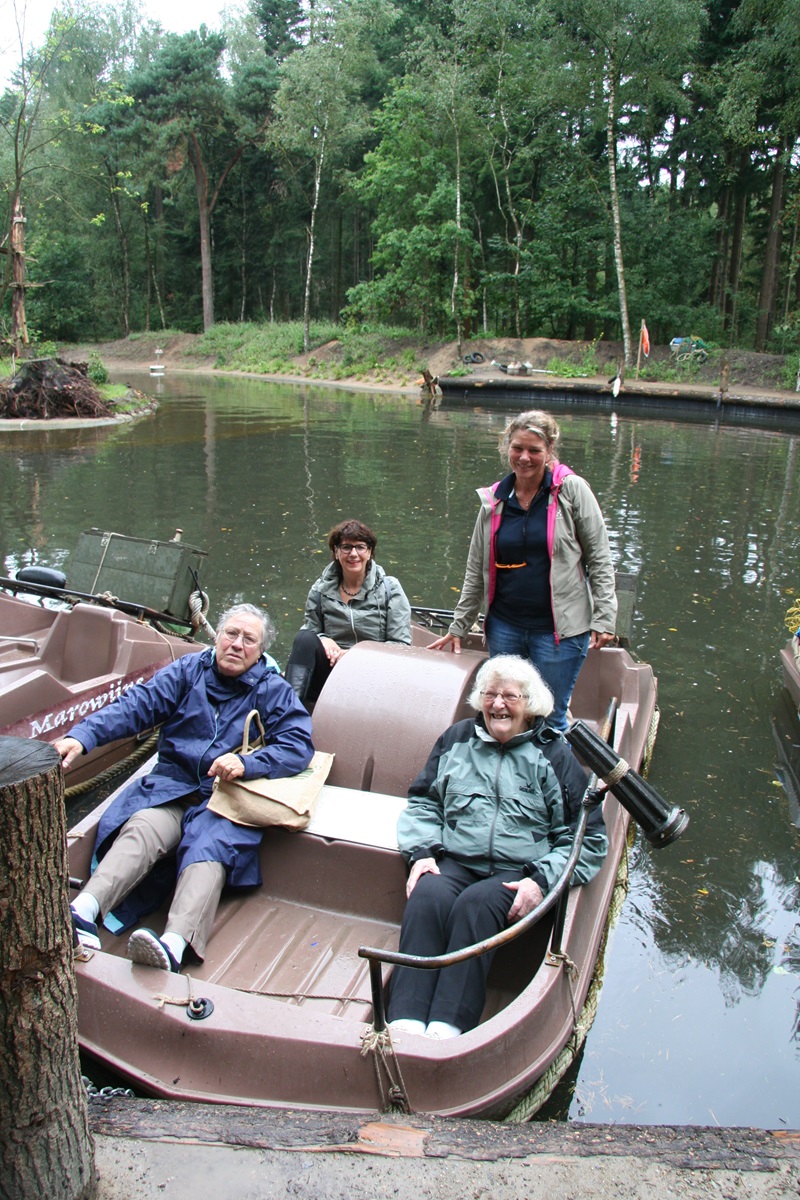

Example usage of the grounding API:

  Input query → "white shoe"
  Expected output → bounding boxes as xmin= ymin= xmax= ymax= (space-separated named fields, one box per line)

xmin=388 ymin=1018 xmax=428 ymax=1036
xmin=425 ymin=1020 xmax=462 ymax=1039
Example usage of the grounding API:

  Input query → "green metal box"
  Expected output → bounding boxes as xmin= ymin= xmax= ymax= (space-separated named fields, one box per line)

xmin=67 ymin=529 xmax=208 ymax=620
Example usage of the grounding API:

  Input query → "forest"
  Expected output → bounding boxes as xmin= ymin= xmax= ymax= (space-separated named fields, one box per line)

xmin=1 ymin=0 xmax=799 ymax=366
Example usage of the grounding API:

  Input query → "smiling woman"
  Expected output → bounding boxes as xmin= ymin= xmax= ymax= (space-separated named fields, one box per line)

xmin=428 ymin=409 xmax=617 ymax=731
xmin=386 ymin=653 xmax=608 ymax=1041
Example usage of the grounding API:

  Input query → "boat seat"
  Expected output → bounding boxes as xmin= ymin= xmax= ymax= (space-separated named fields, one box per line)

xmin=60 ymin=604 xmax=118 ymax=683
xmin=311 ymin=641 xmax=484 ymax=797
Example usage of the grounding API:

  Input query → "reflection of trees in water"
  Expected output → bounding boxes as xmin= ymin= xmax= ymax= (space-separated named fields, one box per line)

xmin=626 ymin=840 xmax=800 ymax=1006
xmin=783 ymin=925 xmax=800 ymax=1046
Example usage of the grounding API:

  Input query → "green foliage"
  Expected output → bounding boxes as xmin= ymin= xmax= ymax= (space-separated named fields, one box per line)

xmin=87 ymin=353 xmax=110 ymax=384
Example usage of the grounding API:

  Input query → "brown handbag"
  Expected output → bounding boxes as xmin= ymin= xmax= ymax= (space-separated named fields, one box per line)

xmin=207 ymin=709 xmax=333 ymax=829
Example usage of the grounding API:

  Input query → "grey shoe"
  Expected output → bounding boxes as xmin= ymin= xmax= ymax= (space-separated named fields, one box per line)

xmin=127 ymin=928 xmax=180 ymax=972
xmin=71 ymin=907 xmax=101 ymax=951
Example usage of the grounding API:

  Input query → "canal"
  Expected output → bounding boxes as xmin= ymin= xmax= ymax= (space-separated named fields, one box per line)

xmin=1 ymin=370 xmax=798 ymax=1128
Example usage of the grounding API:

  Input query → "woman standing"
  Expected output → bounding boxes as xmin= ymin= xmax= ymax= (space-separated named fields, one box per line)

xmin=284 ymin=519 xmax=412 ymax=707
xmin=429 ymin=410 xmax=616 ymax=731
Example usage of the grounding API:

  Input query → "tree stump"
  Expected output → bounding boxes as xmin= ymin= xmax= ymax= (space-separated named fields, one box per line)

xmin=0 ymin=737 xmax=96 ymax=1200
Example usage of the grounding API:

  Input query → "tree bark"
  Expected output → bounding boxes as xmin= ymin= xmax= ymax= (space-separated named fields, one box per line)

xmin=754 ymin=141 xmax=787 ymax=351
xmin=0 ymin=737 xmax=96 ymax=1200
xmin=606 ymin=42 xmax=632 ymax=368
xmin=10 ymin=193 xmax=30 ymax=357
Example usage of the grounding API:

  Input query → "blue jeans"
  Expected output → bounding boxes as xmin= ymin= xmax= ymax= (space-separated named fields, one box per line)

xmin=485 ymin=614 xmax=590 ymax=731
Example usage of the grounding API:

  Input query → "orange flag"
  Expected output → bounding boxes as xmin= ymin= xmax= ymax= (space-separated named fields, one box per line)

xmin=641 ymin=321 xmax=650 ymax=357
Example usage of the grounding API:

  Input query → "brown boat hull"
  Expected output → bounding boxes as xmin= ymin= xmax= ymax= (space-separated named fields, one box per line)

xmin=0 ymin=593 xmax=203 ymax=786
xmin=68 ymin=641 xmax=657 ymax=1117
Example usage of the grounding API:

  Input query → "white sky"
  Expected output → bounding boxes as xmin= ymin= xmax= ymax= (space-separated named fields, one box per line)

xmin=1 ymin=0 xmax=234 ymax=87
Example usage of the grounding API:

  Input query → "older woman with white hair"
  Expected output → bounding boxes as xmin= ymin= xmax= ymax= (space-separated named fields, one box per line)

xmin=429 ymin=409 xmax=617 ymax=731
xmin=387 ymin=655 xmax=607 ymax=1039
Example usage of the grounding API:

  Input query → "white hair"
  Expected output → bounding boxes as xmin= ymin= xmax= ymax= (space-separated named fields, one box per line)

xmin=468 ymin=655 xmax=554 ymax=721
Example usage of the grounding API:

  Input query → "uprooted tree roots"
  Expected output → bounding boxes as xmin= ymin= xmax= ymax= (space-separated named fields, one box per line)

xmin=0 ymin=358 xmax=114 ymax=419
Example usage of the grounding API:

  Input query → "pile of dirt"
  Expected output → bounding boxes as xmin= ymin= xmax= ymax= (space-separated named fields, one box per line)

xmin=0 ymin=358 xmax=113 ymax=419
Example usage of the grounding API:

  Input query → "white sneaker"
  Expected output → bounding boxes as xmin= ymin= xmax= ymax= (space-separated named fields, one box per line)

xmin=425 ymin=1020 xmax=462 ymax=1039
xmin=388 ymin=1018 xmax=428 ymax=1036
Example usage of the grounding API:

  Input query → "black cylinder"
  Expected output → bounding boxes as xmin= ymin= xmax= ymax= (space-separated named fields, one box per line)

xmin=566 ymin=720 xmax=689 ymax=848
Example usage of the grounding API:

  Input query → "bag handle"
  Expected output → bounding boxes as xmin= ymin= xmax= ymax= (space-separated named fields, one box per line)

xmin=241 ymin=709 xmax=267 ymax=754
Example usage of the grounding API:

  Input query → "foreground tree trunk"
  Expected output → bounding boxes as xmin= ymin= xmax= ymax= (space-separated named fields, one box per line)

xmin=0 ymin=737 xmax=96 ymax=1200
xmin=10 ymin=193 xmax=30 ymax=357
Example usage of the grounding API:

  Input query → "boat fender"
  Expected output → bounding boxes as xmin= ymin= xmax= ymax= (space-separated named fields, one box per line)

xmin=16 ymin=565 xmax=67 ymax=588
xmin=186 ymin=996 xmax=214 ymax=1021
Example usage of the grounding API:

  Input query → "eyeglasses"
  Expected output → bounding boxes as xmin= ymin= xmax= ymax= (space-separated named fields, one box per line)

xmin=338 ymin=543 xmax=369 ymax=554
xmin=481 ymin=689 xmax=524 ymax=703
xmin=219 ymin=627 xmax=261 ymax=649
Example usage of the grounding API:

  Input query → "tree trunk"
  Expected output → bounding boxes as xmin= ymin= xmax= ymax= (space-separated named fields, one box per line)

xmin=10 ymin=193 xmax=30 ymax=357
xmin=189 ymin=136 xmax=215 ymax=333
xmin=754 ymin=142 xmax=787 ymax=351
xmin=606 ymin=48 xmax=632 ymax=369
xmin=0 ymin=737 xmax=96 ymax=1199
xmin=303 ymin=121 xmax=327 ymax=354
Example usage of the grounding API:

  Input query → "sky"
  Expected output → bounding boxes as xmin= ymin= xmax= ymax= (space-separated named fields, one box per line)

xmin=1 ymin=0 xmax=235 ymax=87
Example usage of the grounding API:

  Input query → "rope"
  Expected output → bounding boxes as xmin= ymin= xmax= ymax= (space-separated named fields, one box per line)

xmin=784 ymin=599 xmax=800 ymax=637
xmin=64 ymin=731 xmax=159 ymax=802
xmin=360 ymin=1025 xmax=411 ymax=1113
xmin=189 ymin=589 xmax=216 ymax=639
xmin=153 ymin=973 xmax=197 ymax=1010
xmin=545 ymin=949 xmax=580 ymax=1029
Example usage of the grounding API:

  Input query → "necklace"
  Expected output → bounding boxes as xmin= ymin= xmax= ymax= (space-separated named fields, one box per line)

xmin=340 ymin=583 xmax=361 ymax=597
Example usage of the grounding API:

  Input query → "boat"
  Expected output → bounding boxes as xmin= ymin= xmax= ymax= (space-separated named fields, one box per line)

xmin=68 ymin=620 xmax=666 ymax=1119
xmin=0 ymin=529 xmax=209 ymax=790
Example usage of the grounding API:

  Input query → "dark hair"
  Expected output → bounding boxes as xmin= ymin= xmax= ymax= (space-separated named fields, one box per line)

xmin=327 ymin=520 xmax=377 ymax=556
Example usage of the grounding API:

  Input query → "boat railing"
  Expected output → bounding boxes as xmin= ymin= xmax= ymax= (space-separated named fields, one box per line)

xmin=358 ymin=791 xmax=603 ymax=1032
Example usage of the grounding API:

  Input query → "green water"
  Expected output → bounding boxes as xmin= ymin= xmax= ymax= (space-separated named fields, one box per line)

xmin=2 ymin=371 xmax=798 ymax=1127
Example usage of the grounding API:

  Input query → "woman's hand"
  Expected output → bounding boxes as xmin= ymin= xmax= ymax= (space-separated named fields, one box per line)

xmin=208 ymin=753 xmax=246 ymax=781
xmin=406 ymin=856 xmax=440 ymax=898
xmin=319 ymin=635 xmax=347 ymax=665
xmin=589 ymin=630 xmax=615 ymax=650
xmin=54 ymin=737 xmax=85 ymax=770
xmin=503 ymin=877 xmax=544 ymax=923
xmin=428 ymin=633 xmax=462 ymax=653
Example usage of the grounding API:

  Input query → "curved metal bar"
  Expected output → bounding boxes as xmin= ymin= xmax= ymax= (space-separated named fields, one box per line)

xmin=359 ymin=800 xmax=596 ymax=974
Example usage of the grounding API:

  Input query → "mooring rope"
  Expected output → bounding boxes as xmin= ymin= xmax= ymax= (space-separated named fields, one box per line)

xmin=360 ymin=1025 xmax=411 ymax=1113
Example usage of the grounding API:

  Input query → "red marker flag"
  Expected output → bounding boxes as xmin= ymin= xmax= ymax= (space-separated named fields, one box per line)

xmin=641 ymin=321 xmax=650 ymax=357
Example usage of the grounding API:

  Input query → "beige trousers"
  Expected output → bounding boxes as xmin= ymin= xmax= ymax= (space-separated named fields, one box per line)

xmin=86 ymin=802 xmax=226 ymax=959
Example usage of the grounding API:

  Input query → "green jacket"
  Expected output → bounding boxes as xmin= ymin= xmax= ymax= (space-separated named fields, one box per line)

xmin=397 ymin=717 xmax=607 ymax=893
xmin=301 ymin=559 xmax=411 ymax=649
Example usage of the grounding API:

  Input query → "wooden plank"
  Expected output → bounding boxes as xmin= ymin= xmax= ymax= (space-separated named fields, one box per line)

xmin=87 ymin=1098 xmax=799 ymax=1171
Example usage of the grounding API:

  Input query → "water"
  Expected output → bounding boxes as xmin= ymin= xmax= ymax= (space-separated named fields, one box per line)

xmin=2 ymin=372 xmax=798 ymax=1128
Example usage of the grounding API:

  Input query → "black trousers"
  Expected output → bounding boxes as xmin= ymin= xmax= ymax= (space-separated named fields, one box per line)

xmin=387 ymin=857 xmax=519 ymax=1033
xmin=284 ymin=629 xmax=333 ymax=705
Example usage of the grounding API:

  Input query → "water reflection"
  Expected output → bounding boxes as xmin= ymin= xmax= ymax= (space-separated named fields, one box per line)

xmin=1 ymin=371 xmax=799 ymax=1127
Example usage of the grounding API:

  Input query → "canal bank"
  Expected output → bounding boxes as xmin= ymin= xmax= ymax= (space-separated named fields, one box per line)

xmin=89 ymin=1098 xmax=799 ymax=1199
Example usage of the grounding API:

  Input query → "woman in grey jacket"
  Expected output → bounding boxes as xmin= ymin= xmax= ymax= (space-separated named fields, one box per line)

xmin=387 ymin=655 xmax=606 ymax=1040
xmin=284 ymin=519 xmax=412 ymax=707
xmin=429 ymin=410 xmax=616 ymax=731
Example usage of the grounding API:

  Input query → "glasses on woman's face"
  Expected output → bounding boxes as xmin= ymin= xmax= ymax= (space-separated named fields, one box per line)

xmin=481 ymin=689 xmax=524 ymax=704
xmin=338 ymin=543 xmax=369 ymax=555
xmin=219 ymin=627 xmax=261 ymax=649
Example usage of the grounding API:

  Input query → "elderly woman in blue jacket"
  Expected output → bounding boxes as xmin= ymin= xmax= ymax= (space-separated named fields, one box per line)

xmin=387 ymin=654 xmax=606 ymax=1040
xmin=285 ymin=519 xmax=412 ymax=707
xmin=56 ymin=603 xmax=313 ymax=973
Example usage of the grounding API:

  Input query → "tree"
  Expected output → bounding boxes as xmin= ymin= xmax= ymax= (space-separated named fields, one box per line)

xmin=547 ymin=0 xmax=705 ymax=365
xmin=0 ymin=5 xmax=81 ymax=353
xmin=0 ymin=737 xmax=95 ymax=1199
xmin=127 ymin=29 xmax=270 ymax=331
xmin=270 ymin=0 xmax=398 ymax=350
